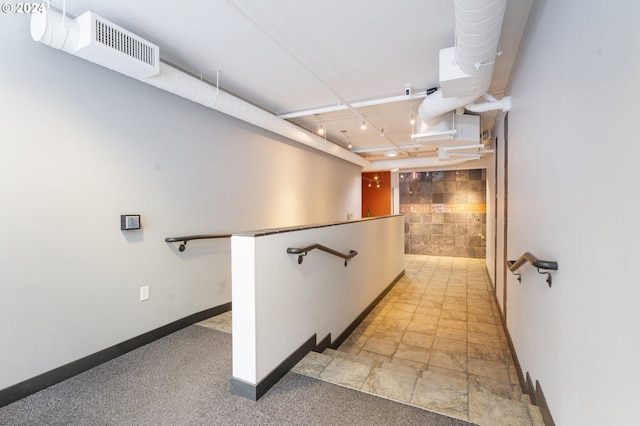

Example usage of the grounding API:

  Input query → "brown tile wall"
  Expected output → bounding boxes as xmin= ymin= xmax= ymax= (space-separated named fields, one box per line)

xmin=400 ymin=169 xmax=487 ymax=258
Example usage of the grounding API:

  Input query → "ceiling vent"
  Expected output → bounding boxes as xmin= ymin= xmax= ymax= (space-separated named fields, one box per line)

xmin=74 ymin=12 xmax=159 ymax=79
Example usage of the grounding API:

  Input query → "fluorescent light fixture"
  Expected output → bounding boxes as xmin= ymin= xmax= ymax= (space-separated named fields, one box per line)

xmin=410 ymin=130 xmax=457 ymax=141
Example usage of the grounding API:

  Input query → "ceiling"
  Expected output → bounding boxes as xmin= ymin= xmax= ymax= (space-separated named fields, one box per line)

xmin=48 ymin=0 xmax=534 ymax=171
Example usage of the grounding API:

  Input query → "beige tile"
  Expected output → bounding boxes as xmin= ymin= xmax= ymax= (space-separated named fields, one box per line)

xmin=469 ymin=391 xmax=532 ymax=426
xmin=338 ymin=332 xmax=369 ymax=350
xmin=418 ymin=299 xmax=443 ymax=309
xmin=468 ymin=331 xmax=503 ymax=348
xmin=381 ymin=360 xmax=421 ymax=377
xmin=432 ymin=336 xmax=467 ymax=354
xmin=421 ymin=370 xmax=468 ymax=393
xmin=468 ymin=321 xmax=499 ymax=336
xmin=444 ymin=295 xmax=467 ymax=305
xmin=438 ymin=318 xmax=468 ymax=331
xmin=468 ymin=305 xmax=495 ymax=316
xmin=378 ymin=316 xmax=410 ymax=331
xmin=469 ymin=374 xmax=520 ymax=400
xmin=394 ymin=342 xmax=431 ymax=364
xmin=392 ymin=302 xmax=419 ymax=313
xmin=442 ymin=302 xmax=467 ymax=313
xmin=429 ymin=349 xmax=467 ymax=373
xmin=414 ymin=306 xmax=441 ymax=318
xmin=386 ymin=309 xmax=414 ymax=320
xmin=440 ymin=309 xmax=467 ymax=321
xmin=388 ymin=356 xmax=427 ymax=372
xmin=361 ymin=337 xmax=398 ymax=356
xmin=401 ymin=331 xmax=435 ymax=348
xmin=357 ymin=349 xmax=392 ymax=364
xmin=291 ymin=352 xmax=332 ymax=377
xmin=344 ymin=352 xmax=380 ymax=367
xmin=469 ymin=342 xmax=505 ymax=362
xmin=411 ymin=312 xmax=440 ymax=326
xmin=412 ymin=375 xmax=469 ymax=420
xmin=467 ymin=358 xmax=510 ymax=383
xmin=435 ymin=326 xmax=467 ymax=342
xmin=361 ymin=367 xmax=417 ymax=403
xmin=319 ymin=357 xmax=372 ymax=389
xmin=397 ymin=293 xmax=423 ymax=305
xmin=373 ymin=328 xmax=404 ymax=343
xmin=406 ymin=320 xmax=438 ymax=335
xmin=468 ymin=312 xmax=497 ymax=325
xmin=427 ymin=365 xmax=468 ymax=382
xmin=528 ymin=404 xmax=546 ymax=426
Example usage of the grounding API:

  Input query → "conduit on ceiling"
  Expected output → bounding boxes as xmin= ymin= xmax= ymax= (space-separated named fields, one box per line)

xmin=30 ymin=7 xmax=372 ymax=169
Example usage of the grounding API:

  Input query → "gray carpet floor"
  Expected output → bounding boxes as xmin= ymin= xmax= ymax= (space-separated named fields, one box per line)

xmin=0 ymin=325 xmax=474 ymax=425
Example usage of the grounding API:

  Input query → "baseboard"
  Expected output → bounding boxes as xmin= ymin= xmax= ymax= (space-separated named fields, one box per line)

xmin=535 ymin=379 xmax=556 ymax=426
xmin=314 ymin=333 xmax=332 ymax=353
xmin=230 ymin=269 xmax=405 ymax=401
xmin=230 ymin=334 xmax=316 ymax=401
xmin=0 ymin=302 xmax=231 ymax=408
xmin=484 ymin=266 xmax=555 ymax=425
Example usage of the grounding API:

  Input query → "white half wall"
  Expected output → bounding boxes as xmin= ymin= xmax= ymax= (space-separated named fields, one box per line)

xmin=505 ymin=0 xmax=640 ymax=424
xmin=231 ymin=216 xmax=405 ymax=385
xmin=0 ymin=15 xmax=361 ymax=391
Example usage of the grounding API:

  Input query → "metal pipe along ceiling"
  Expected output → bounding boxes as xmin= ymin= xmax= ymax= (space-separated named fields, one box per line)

xmin=30 ymin=8 xmax=371 ymax=169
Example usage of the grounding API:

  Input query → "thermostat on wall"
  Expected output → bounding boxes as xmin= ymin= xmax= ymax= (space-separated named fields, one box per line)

xmin=121 ymin=214 xmax=141 ymax=230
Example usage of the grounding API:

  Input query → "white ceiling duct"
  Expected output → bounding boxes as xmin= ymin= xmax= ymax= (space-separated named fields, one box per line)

xmin=417 ymin=0 xmax=507 ymax=134
xmin=30 ymin=8 xmax=371 ymax=169
xmin=465 ymin=94 xmax=511 ymax=113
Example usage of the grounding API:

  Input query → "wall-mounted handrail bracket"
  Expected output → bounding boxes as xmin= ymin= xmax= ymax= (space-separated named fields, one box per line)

xmin=506 ymin=261 xmax=523 ymax=283
xmin=296 ymin=251 xmax=308 ymax=264
xmin=287 ymin=244 xmax=358 ymax=267
xmin=165 ymin=234 xmax=232 ymax=252
xmin=536 ymin=268 xmax=553 ymax=287
xmin=506 ymin=252 xmax=558 ymax=287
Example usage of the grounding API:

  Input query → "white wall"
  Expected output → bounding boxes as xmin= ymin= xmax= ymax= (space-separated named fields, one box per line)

xmin=231 ymin=216 xmax=405 ymax=384
xmin=0 ymin=15 xmax=361 ymax=391
xmin=505 ymin=1 xmax=640 ymax=424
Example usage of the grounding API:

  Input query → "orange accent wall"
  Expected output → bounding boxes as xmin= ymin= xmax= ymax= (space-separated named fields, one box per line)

xmin=362 ymin=171 xmax=391 ymax=217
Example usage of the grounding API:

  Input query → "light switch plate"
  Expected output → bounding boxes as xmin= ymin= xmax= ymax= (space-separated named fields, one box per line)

xmin=140 ymin=286 xmax=149 ymax=301
xmin=121 ymin=214 xmax=141 ymax=230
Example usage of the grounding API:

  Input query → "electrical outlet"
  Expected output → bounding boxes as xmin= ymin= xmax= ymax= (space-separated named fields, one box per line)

xmin=140 ymin=286 xmax=150 ymax=301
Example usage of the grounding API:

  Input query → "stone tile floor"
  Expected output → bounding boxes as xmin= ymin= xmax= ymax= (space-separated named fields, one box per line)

xmin=198 ymin=255 xmax=544 ymax=426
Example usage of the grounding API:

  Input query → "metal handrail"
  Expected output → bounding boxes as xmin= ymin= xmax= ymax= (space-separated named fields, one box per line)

xmin=165 ymin=234 xmax=232 ymax=252
xmin=506 ymin=252 xmax=558 ymax=287
xmin=287 ymin=244 xmax=358 ymax=267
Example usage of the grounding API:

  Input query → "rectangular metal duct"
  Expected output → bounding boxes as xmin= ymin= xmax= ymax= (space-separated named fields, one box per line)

xmin=74 ymin=12 xmax=159 ymax=79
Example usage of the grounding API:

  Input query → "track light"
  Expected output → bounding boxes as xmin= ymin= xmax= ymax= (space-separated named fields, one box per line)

xmin=361 ymin=121 xmax=366 ymax=130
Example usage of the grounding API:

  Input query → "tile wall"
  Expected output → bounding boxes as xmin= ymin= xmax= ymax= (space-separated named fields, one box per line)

xmin=400 ymin=169 xmax=487 ymax=258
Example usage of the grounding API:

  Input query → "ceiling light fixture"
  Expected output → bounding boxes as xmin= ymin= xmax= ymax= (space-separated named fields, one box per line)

xmin=361 ymin=121 xmax=366 ymax=130
xmin=410 ymin=108 xmax=416 ymax=125
xmin=384 ymin=150 xmax=398 ymax=157
xmin=315 ymin=115 xmax=324 ymax=136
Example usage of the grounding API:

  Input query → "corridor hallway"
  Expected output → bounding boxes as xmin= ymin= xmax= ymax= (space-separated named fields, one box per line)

xmin=199 ymin=255 xmax=544 ymax=426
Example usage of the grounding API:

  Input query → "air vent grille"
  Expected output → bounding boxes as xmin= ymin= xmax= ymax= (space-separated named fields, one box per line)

xmin=95 ymin=19 xmax=156 ymax=67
